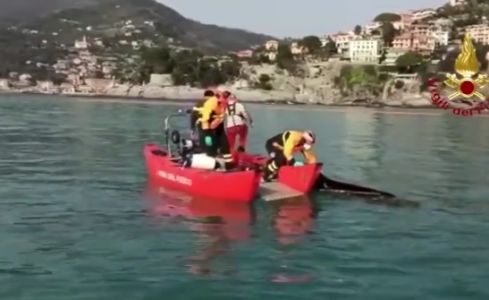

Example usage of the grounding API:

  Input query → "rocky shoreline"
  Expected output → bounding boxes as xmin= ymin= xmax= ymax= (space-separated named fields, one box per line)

xmin=0 ymin=84 xmax=436 ymax=109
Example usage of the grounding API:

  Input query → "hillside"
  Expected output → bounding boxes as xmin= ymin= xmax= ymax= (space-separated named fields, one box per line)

xmin=3 ymin=0 xmax=274 ymax=52
xmin=0 ymin=0 xmax=106 ymax=25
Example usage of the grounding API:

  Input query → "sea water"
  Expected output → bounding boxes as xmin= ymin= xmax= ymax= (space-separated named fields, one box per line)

xmin=1 ymin=95 xmax=488 ymax=299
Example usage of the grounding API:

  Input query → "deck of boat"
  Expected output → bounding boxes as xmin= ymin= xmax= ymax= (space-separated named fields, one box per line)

xmin=259 ymin=181 xmax=304 ymax=201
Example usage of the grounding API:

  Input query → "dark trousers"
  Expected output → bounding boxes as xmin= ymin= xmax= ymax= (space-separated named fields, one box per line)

xmin=199 ymin=123 xmax=234 ymax=168
xmin=264 ymin=141 xmax=287 ymax=180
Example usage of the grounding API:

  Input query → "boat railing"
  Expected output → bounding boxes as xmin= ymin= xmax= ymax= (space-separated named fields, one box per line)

xmin=163 ymin=108 xmax=193 ymax=158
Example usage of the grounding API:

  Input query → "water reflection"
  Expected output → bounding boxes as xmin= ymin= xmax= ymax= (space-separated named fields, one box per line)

xmin=268 ymin=195 xmax=319 ymax=245
xmin=144 ymin=183 xmax=254 ymax=276
xmin=267 ymin=195 xmax=320 ymax=283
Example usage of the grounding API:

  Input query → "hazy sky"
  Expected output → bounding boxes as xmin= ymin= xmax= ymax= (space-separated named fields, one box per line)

xmin=158 ymin=0 xmax=447 ymax=38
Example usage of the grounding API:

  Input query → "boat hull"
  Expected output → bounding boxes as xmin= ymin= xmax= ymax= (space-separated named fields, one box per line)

xmin=144 ymin=144 xmax=323 ymax=203
xmin=144 ymin=144 xmax=261 ymax=203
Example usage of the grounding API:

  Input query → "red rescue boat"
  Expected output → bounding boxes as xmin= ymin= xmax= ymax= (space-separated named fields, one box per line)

xmin=144 ymin=144 xmax=261 ymax=203
xmin=143 ymin=109 xmax=323 ymax=203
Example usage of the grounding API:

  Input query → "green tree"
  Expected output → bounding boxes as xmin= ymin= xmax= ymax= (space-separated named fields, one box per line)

xmin=276 ymin=43 xmax=296 ymax=73
xmin=354 ymin=25 xmax=362 ymax=35
xmin=258 ymin=74 xmax=272 ymax=90
xmin=299 ymin=35 xmax=322 ymax=53
xmin=141 ymin=47 xmax=174 ymax=73
xmin=324 ymin=38 xmax=338 ymax=55
xmin=336 ymin=65 xmax=384 ymax=95
xmin=374 ymin=13 xmax=401 ymax=23
xmin=220 ymin=60 xmax=241 ymax=80
xmin=198 ymin=62 xmax=225 ymax=87
xmin=381 ymin=22 xmax=397 ymax=47
xmin=396 ymin=51 xmax=424 ymax=72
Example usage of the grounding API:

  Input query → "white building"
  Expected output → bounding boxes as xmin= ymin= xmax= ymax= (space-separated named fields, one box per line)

xmin=382 ymin=48 xmax=408 ymax=66
xmin=410 ymin=9 xmax=437 ymax=21
xmin=74 ymin=36 xmax=89 ymax=49
xmin=331 ymin=32 xmax=355 ymax=56
xmin=411 ymin=24 xmax=450 ymax=45
xmin=290 ymin=42 xmax=306 ymax=55
xmin=432 ymin=30 xmax=450 ymax=46
xmin=465 ymin=24 xmax=489 ymax=45
xmin=267 ymin=52 xmax=277 ymax=61
xmin=349 ymin=38 xmax=383 ymax=63
xmin=364 ymin=22 xmax=382 ymax=34
xmin=449 ymin=0 xmax=466 ymax=6
xmin=265 ymin=40 xmax=279 ymax=51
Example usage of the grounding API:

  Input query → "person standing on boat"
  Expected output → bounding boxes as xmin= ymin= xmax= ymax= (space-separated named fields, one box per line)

xmin=224 ymin=92 xmax=253 ymax=153
xmin=194 ymin=90 xmax=234 ymax=169
xmin=263 ymin=130 xmax=317 ymax=181
xmin=190 ymin=91 xmax=212 ymax=139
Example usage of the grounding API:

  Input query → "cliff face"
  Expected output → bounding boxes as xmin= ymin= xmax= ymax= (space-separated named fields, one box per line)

xmin=238 ymin=61 xmax=430 ymax=106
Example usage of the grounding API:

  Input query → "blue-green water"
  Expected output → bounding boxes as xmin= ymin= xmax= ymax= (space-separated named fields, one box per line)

xmin=1 ymin=94 xmax=489 ymax=299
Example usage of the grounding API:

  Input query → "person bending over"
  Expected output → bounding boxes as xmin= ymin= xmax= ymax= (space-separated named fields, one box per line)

xmin=263 ymin=130 xmax=316 ymax=181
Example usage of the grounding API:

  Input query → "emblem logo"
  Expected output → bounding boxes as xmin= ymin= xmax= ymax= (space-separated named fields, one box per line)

xmin=428 ymin=33 xmax=489 ymax=116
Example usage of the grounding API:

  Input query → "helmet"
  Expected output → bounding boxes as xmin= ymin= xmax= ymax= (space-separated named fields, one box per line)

xmin=303 ymin=130 xmax=316 ymax=144
xmin=204 ymin=90 xmax=214 ymax=97
xmin=223 ymin=91 xmax=231 ymax=98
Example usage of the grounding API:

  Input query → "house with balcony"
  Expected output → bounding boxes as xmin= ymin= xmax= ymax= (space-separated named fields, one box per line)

xmin=348 ymin=37 xmax=384 ymax=64
xmin=392 ymin=33 xmax=437 ymax=55
xmin=330 ymin=32 xmax=355 ymax=58
xmin=464 ymin=24 xmax=489 ymax=45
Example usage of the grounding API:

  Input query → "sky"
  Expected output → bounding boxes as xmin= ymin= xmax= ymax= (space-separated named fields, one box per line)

xmin=158 ymin=0 xmax=447 ymax=38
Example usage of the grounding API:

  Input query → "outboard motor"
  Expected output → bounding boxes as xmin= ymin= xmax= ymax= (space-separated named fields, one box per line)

xmin=180 ymin=138 xmax=194 ymax=161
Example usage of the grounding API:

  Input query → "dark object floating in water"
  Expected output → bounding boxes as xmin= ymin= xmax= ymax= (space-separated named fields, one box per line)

xmin=313 ymin=174 xmax=419 ymax=207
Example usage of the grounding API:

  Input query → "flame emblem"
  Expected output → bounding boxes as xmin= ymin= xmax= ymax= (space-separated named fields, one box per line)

xmin=444 ymin=33 xmax=489 ymax=100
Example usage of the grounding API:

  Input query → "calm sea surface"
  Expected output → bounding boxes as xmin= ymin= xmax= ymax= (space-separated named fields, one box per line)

xmin=1 ymin=94 xmax=489 ymax=299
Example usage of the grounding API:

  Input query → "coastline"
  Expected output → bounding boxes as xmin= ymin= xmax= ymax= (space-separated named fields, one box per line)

xmin=4 ymin=89 xmax=489 ymax=117
xmin=0 ymin=88 xmax=439 ymax=110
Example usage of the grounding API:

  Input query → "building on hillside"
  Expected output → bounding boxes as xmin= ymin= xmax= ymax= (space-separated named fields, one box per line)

xmin=330 ymin=32 xmax=354 ymax=57
xmin=265 ymin=40 xmax=279 ymax=51
xmin=320 ymin=37 xmax=329 ymax=47
xmin=382 ymin=48 xmax=408 ymax=66
xmin=364 ymin=22 xmax=382 ymax=34
xmin=267 ymin=52 xmax=277 ymax=61
xmin=37 ymin=81 xmax=56 ymax=92
xmin=149 ymin=74 xmax=173 ymax=86
xmin=348 ymin=38 xmax=384 ymax=63
xmin=236 ymin=50 xmax=254 ymax=58
xmin=410 ymin=23 xmax=449 ymax=45
xmin=392 ymin=33 xmax=437 ymax=54
xmin=431 ymin=18 xmax=454 ymax=30
xmin=464 ymin=24 xmax=489 ymax=45
xmin=290 ymin=42 xmax=306 ymax=55
xmin=410 ymin=9 xmax=437 ymax=21
xmin=400 ymin=13 xmax=414 ymax=28
xmin=392 ymin=21 xmax=408 ymax=31
xmin=74 ymin=36 xmax=89 ymax=49
xmin=449 ymin=0 xmax=466 ymax=6
xmin=432 ymin=30 xmax=450 ymax=46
